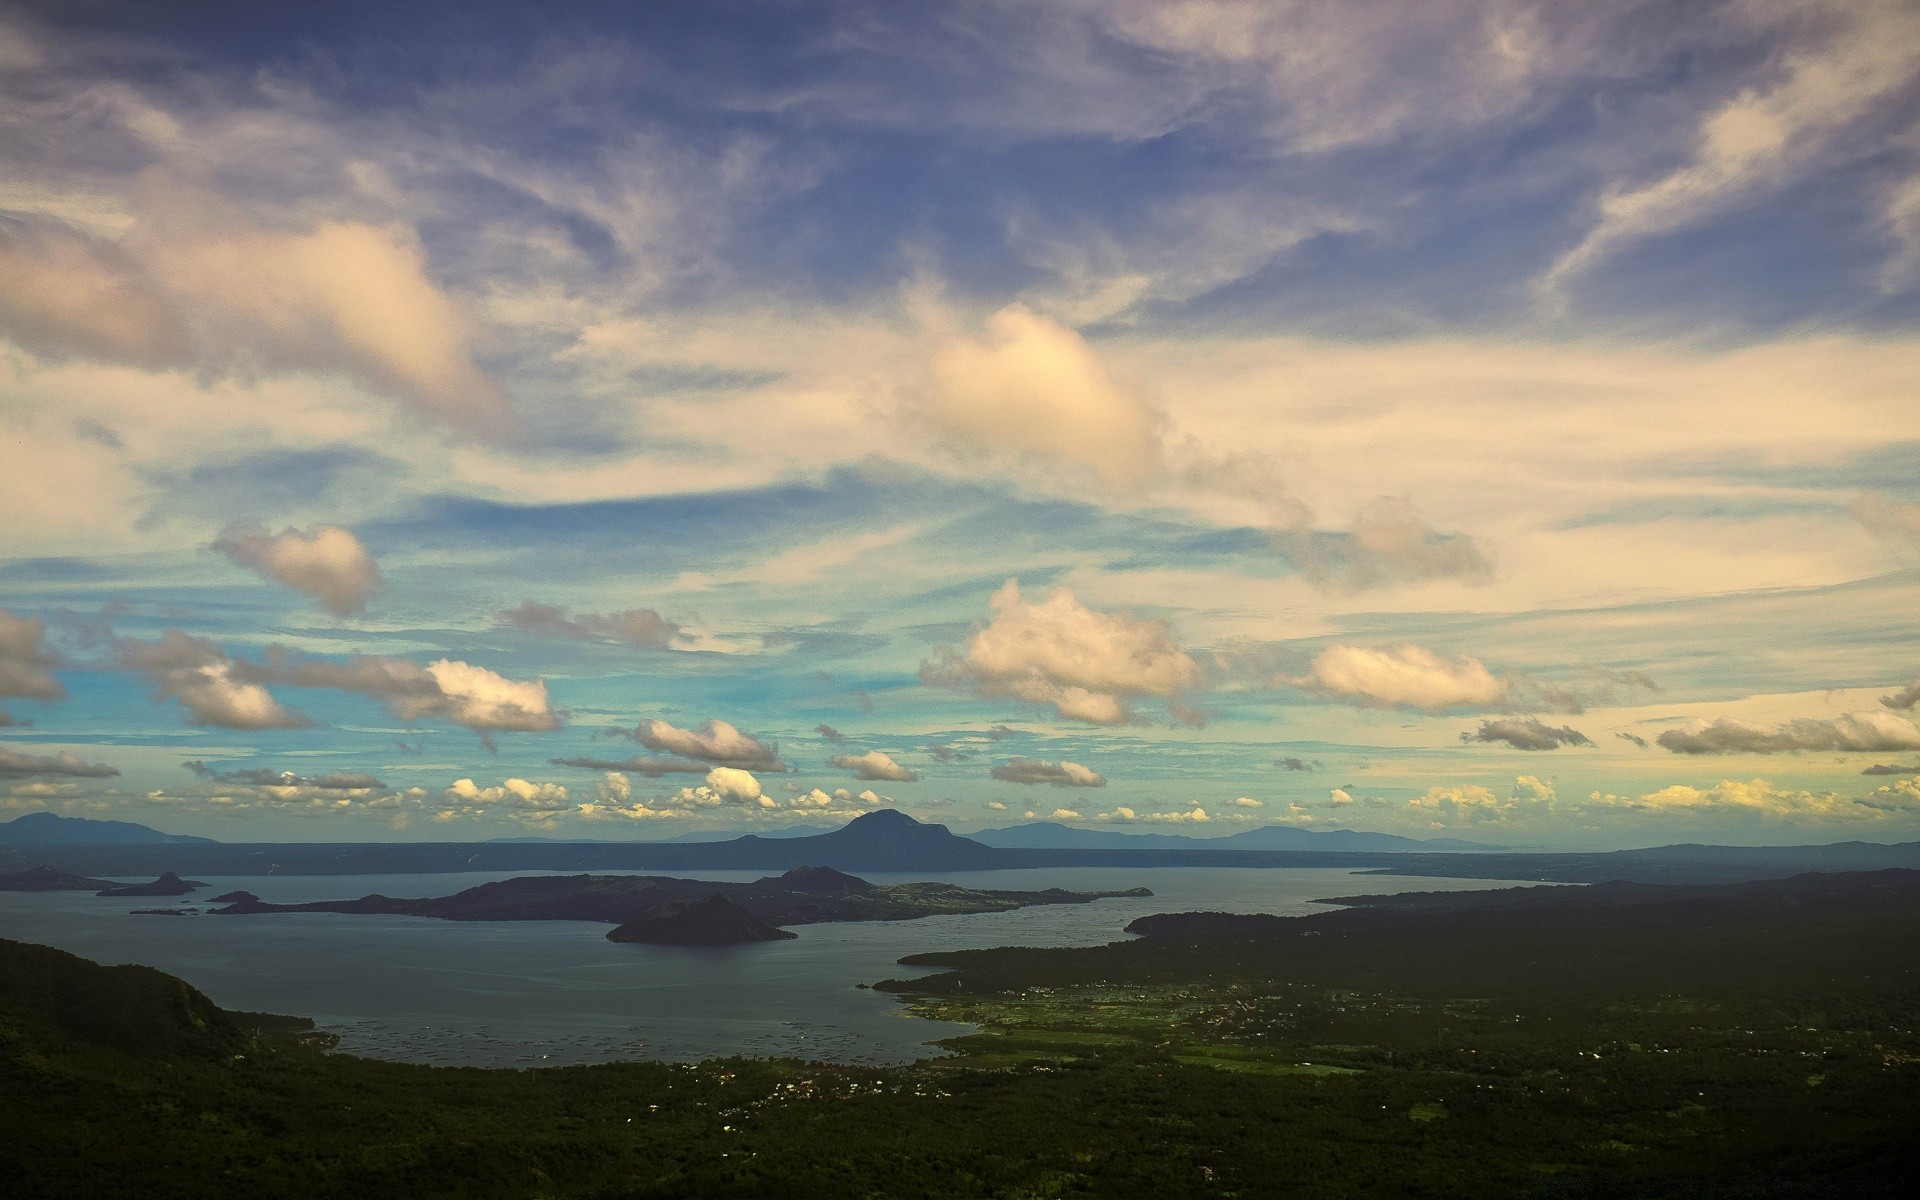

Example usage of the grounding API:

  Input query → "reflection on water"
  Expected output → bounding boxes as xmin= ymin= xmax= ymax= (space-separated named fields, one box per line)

xmin=0 ymin=866 xmax=1551 ymax=1066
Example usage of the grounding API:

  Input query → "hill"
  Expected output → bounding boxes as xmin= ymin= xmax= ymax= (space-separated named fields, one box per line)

xmin=970 ymin=821 xmax=1496 ymax=852
xmin=605 ymin=893 xmax=798 ymax=945
xmin=0 ymin=811 xmax=214 ymax=845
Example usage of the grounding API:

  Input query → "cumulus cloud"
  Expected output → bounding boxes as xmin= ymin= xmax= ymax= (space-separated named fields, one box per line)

xmin=830 ymin=750 xmax=919 ymax=782
xmin=121 ymin=634 xmax=558 ymax=739
xmin=0 ymin=747 xmax=120 ymax=780
xmin=497 ymin=601 xmax=681 ymax=649
xmin=1410 ymin=783 xmax=1512 ymax=821
xmin=0 ymin=608 xmax=65 ymax=701
xmin=446 ymin=777 xmax=571 ymax=809
xmin=120 ymin=631 xmax=310 ymax=729
xmin=1295 ymin=497 xmax=1494 ymax=594
xmin=986 ymin=800 xmax=1009 ymax=811
xmin=622 ymin=718 xmax=784 ymax=770
xmin=1511 ymin=775 xmax=1557 ymax=804
xmin=212 ymin=522 xmax=382 ymax=616
xmin=0 ymin=217 xmax=512 ymax=434
xmin=923 ymin=579 xmax=1199 ymax=725
xmin=1231 ymin=796 xmax=1263 ymax=808
xmin=1146 ymin=806 xmax=1209 ymax=823
xmin=1655 ymin=712 xmax=1920 ymax=755
xmin=1463 ymin=717 xmax=1595 ymax=751
xmin=990 ymin=758 xmax=1107 ymax=787
xmin=1588 ymin=778 xmax=1864 ymax=819
xmin=1290 ymin=644 xmax=1506 ymax=712
xmin=926 ymin=305 xmax=1163 ymax=488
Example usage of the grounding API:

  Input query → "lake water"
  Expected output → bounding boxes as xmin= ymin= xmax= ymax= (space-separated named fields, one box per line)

xmin=0 ymin=867 xmax=1550 ymax=1067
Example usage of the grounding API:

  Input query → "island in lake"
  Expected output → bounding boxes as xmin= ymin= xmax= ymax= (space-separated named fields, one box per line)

xmin=210 ymin=865 xmax=1152 ymax=945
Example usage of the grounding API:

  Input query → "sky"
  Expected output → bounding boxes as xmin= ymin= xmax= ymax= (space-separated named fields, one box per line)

xmin=2 ymin=0 xmax=1919 ymax=849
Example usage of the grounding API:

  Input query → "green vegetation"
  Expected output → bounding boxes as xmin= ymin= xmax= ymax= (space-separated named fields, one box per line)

xmin=4 ymin=870 xmax=1918 ymax=1197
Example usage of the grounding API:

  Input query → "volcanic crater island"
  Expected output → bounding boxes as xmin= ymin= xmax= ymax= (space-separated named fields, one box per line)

xmin=210 ymin=864 xmax=1152 ymax=945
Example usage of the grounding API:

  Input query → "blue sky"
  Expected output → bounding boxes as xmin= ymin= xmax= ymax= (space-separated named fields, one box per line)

xmin=2 ymin=0 xmax=1919 ymax=847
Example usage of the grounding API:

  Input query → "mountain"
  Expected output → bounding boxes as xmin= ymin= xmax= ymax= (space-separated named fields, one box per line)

xmin=970 ymin=821 xmax=1497 ymax=853
xmin=655 ymin=823 xmax=840 ymax=843
xmin=96 ymin=871 xmax=207 ymax=897
xmin=0 ymin=865 xmax=122 ymax=891
xmin=0 ymin=812 xmax=214 ymax=845
xmin=780 ymin=809 xmax=1005 ymax=871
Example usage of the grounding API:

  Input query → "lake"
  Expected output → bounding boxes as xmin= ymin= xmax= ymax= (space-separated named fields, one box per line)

xmin=0 ymin=867 xmax=1551 ymax=1067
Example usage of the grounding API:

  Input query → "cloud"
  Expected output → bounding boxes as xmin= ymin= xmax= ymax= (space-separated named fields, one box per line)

xmin=0 ymin=747 xmax=119 ymax=780
xmin=1410 ymin=783 xmax=1512 ymax=821
xmin=1329 ymin=788 xmax=1355 ymax=807
xmin=446 ymin=777 xmax=571 ymax=809
xmin=1291 ymin=644 xmax=1507 ymax=712
xmin=990 ymin=758 xmax=1107 ymax=787
xmin=549 ymin=754 xmax=710 ymax=776
xmin=212 ymin=522 xmax=382 ymax=616
xmin=1294 ymin=497 xmax=1494 ymax=594
xmin=1231 ymin=796 xmax=1263 ymax=808
xmin=986 ymin=800 xmax=1008 ymax=811
xmin=659 ymin=767 xmax=768 ymax=809
xmin=830 ymin=750 xmax=919 ymax=782
xmin=1863 ymin=762 xmax=1920 ymax=776
xmin=1542 ymin=0 xmax=1920 ymax=294
xmin=1855 ymin=496 xmax=1920 ymax=548
xmin=923 ymin=579 xmax=1199 ymax=725
xmin=925 ymin=305 xmax=1162 ymax=488
xmin=1275 ymin=757 xmax=1316 ymax=772
xmin=0 ymin=608 xmax=64 ymax=700
xmin=1656 ymin=712 xmax=1920 ymax=755
xmin=497 ymin=601 xmax=681 ymax=649
xmin=1881 ymin=674 xmax=1920 ymax=711
xmin=621 ymin=718 xmax=785 ymax=770
xmin=121 ymin=634 xmax=558 ymax=738
xmin=1145 ymin=806 xmax=1208 ymax=823
xmin=1618 ymin=731 xmax=1649 ymax=748
xmin=0 ymin=216 xmax=513 ymax=434
xmin=184 ymin=761 xmax=384 ymax=791
xmin=120 ymin=631 xmax=310 ymax=729
xmin=1589 ymin=778 xmax=1873 ymax=820
xmin=266 ymin=652 xmax=561 ymax=738
xmin=1463 ymin=717 xmax=1595 ymax=751
xmin=815 ymin=724 xmax=847 ymax=743
xmin=1049 ymin=808 xmax=1082 ymax=820
xmin=1511 ymin=774 xmax=1557 ymax=804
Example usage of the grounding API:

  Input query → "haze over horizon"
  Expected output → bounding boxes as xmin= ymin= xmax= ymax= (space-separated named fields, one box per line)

xmin=3 ymin=0 xmax=1920 ymax=850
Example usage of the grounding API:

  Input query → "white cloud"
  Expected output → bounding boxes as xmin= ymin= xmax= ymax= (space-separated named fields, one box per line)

xmin=926 ymin=305 xmax=1162 ymax=488
xmin=1511 ymin=774 xmax=1557 ymax=804
xmin=989 ymin=758 xmax=1108 ymax=787
xmin=1292 ymin=644 xmax=1507 ymax=711
xmin=212 ymin=522 xmax=382 ymax=616
xmin=1656 ymin=711 xmax=1920 ymax=755
xmin=1588 ymin=778 xmax=1870 ymax=820
xmin=1146 ymin=805 xmax=1209 ymax=823
xmin=632 ymin=718 xmax=783 ymax=768
xmin=0 ymin=608 xmax=64 ymax=700
xmin=986 ymin=800 xmax=1008 ymax=811
xmin=830 ymin=749 xmax=919 ymax=782
xmin=1049 ymin=807 xmax=1082 ymax=819
xmin=702 ymin=766 xmax=763 ymax=804
xmin=1543 ymin=0 xmax=1920 ymax=294
xmin=445 ymin=777 xmax=570 ymax=808
xmin=924 ymin=579 xmax=1199 ymax=725
xmin=1231 ymin=796 xmax=1263 ymax=808
xmin=120 ymin=632 xmax=310 ymax=730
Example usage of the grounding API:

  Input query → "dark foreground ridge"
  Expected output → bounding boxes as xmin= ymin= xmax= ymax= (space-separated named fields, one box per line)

xmin=2 ymin=868 xmax=1917 ymax=1197
xmin=6 ymin=807 xmax=1919 ymax=885
xmin=209 ymin=865 xmax=1151 ymax=943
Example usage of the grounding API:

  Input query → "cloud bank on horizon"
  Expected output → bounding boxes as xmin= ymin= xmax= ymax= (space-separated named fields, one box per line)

xmin=1 ymin=0 xmax=1918 ymax=848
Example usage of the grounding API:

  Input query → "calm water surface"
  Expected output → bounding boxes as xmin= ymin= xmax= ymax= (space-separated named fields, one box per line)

xmin=0 ymin=867 xmax=1549 ymax=1066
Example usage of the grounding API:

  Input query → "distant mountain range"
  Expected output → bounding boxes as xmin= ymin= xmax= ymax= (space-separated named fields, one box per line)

xmin=485 ymin=824 xmax=837 ymax=845
xmin=0 ymin=812 xmax=215 ymax=846
xmin=5 ymin=808 xmax=1920 ymax=887
xmin=969 ymin=821 xmax=1498 ymax=853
